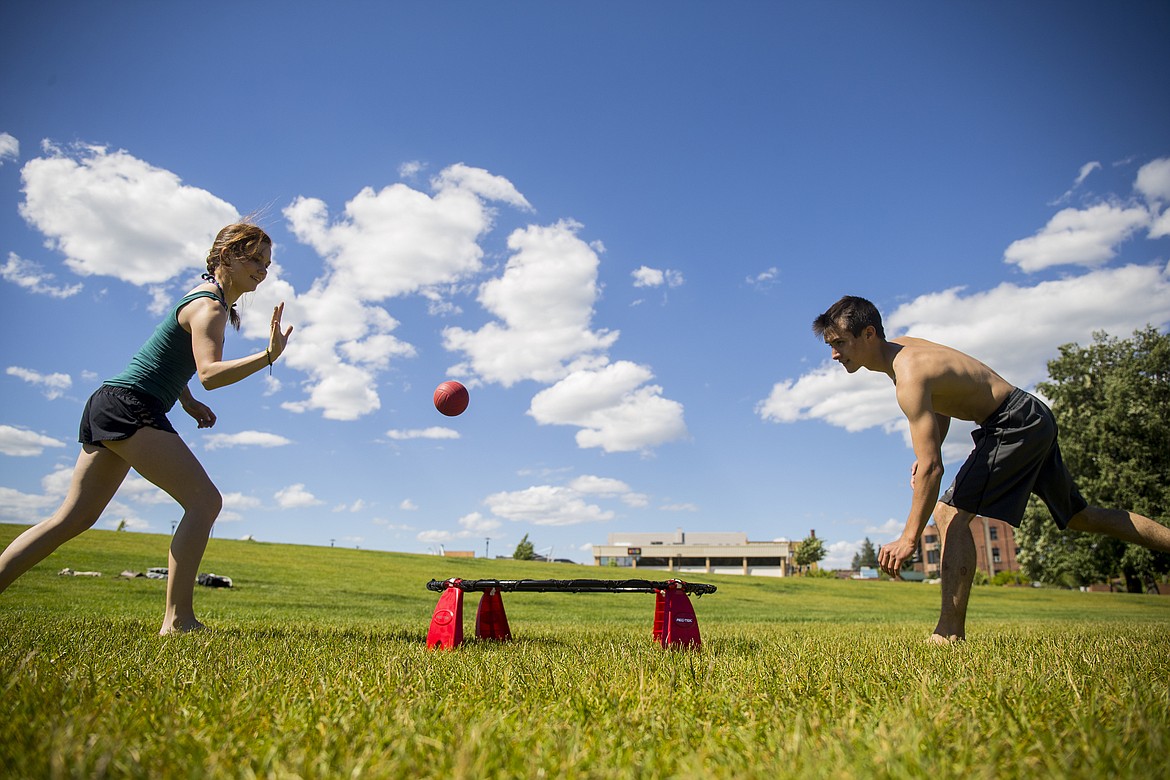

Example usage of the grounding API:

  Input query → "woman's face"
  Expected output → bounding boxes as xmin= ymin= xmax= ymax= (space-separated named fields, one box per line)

xmin=230 ymin=242 xmax=272 ymax=293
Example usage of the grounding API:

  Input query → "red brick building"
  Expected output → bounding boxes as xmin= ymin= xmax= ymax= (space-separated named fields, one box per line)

xmin=915 ymin=516 xmax=1020 ymax=579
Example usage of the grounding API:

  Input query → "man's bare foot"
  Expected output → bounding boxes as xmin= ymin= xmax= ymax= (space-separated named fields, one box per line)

xmin=928 ymin=632 xmax=964 ymax=645
xmin=159 ymin=617 xmax=207 ymax=635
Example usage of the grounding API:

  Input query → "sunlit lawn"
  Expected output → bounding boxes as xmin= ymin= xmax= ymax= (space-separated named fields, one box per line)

xmin=2 ymin=524 xmax=1168 ymax=778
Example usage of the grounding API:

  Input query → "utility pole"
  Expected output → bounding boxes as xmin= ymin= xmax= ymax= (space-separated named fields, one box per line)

xmin=485 ymin=537 xmax=491 ymax=559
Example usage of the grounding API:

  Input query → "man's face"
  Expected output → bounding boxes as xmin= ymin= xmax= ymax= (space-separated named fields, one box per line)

xmin=823 ymin=326 xmax=868 ymax=373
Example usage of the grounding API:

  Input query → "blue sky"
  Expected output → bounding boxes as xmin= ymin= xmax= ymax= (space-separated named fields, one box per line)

xmin=2 ymin=1 xmax=1168 ymax=569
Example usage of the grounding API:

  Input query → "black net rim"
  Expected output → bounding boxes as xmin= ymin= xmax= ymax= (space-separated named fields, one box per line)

xmin=426 ymin=578 xmax=717 ymax=595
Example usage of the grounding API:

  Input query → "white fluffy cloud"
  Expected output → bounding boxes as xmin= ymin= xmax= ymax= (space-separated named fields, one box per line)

xmin=2 ymin=253 xmax=83 ymax=298
xmin=459 ymin=511 xmax=501 ymax=533
xmin=443 ymin=219 xmax=619 ymax=386
xmin=285 ymin=184 xmax=494 ymax=301
xmin=0 ymin=425 xmax=66 ymax=457
xmin=274 ymin=483 xmax=324 ymax=509
xmin=413 ymin=510 xmax=499 ymax=547
xmin=413 ymin=473 xmax=653 ymax=541
xmin=203 ymin=431 xmax=293 ymax=450
xmin=410 ymin=474 xmax=650 ymax=542
xmin=18 ymin=143 xmax=237 ymax=284
xmin=386 ymin=427 xmax=461 ymax=440
xmin=631 ymin=265 xmax=684 ymax=288
xmin=528 ymin=361 xmax=688 ymax=453
xmin=1073 ymin=161 xmax=1101 ymax=187
xmin=274 ymin=164 xmax=530 ymax=420
xmin=0 ymin=486 xmax=57 ymax=522
xmin=223 ymin=492 xmax=263 ymax=510
xmin=6 ymin=366 xmax=72 ymax=400
xmin=1136 ymin=157 xmax=1170 ymax=238
xmin=568 ymin=475 xmax=649 ymax=507
xmin=747 ymin=266 xmax=780 ymax=290
xmin=1003 ymin=203 xmax=1151 ymax=271
xmin=1151 ymin=210 xmax=1170 ymax=240
xmin=432 ymin=163 xmax=533 ymax=211
xmin=0 ymin=132 xmax=18 ymax=165
xmin=484 ymin=485 xmax=615 ymax=526
xmin=757 ymin=363 xmax=896 ymax=433
xmin=1052 ymin=161 xmax=1101 ymax=204
xmin=440 ymin=219 xmax=688 ymax=452
xmin=1135 ymin=157 xmax=1170 ymax=202
xmin=1006 ymin=157 xmax=1170 ymax=271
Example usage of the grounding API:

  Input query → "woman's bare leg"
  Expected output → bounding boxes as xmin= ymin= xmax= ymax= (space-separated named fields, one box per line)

xmin=0 ymin=445 xmax=131 ymax=593
xmin=105 ymin=429 xmax=221 ymax=634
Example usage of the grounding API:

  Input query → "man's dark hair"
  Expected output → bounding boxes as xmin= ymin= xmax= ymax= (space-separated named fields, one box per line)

xmin=813 ymin=296 xmax=886 ymax=339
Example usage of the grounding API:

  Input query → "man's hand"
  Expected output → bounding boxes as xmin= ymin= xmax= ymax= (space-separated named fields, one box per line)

xmin=879 ymin=536 xmax=918 ymax=579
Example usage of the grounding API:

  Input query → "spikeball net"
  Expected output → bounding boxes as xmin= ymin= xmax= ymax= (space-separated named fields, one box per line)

xmin=424 ymin=577 xmax=717 ymax=650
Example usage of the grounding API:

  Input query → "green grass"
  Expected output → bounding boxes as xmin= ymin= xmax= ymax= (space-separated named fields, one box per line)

xmin=2 ymin=523 xmax=1169 ymax=779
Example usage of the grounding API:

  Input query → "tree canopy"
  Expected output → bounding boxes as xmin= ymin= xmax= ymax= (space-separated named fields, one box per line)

xmin=512 ymin=533 xmax=536 ymax=561
xmin=851 ymin=538 xmax=878 ymax=570
xmin=794 ymin=534 xmax=827 ymax=573
xmin=1016 ymin=327 xmax=1170 ymax=590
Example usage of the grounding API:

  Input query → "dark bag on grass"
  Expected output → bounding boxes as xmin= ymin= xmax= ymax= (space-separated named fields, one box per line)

xmin=197 ymin=573 xmax=233 ymax=588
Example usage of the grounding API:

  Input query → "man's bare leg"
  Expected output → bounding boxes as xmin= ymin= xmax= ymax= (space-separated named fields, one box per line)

xmin=1067 ymin=506 xmax=1170 ymax=553
xmin=932 ymin=503 xmax=977 ymax=643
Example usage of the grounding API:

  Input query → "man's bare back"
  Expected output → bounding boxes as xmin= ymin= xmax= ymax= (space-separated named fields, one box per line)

xmin=889 ymin=337 xmax=1015 ymax=424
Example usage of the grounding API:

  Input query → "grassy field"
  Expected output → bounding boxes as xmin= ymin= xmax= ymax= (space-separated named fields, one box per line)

xmin=2 ymin=523 xmax=1168 ymax=779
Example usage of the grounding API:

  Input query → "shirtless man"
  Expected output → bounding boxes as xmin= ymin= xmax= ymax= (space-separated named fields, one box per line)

xmin=813 ymin=295 xmax=1170 ymax=642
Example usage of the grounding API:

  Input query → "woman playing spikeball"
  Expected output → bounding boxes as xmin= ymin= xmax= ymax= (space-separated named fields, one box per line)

xmin=0 ymin=222 xmax=293 ymax=634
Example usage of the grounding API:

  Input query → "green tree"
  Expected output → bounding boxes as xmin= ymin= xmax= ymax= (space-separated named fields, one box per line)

xmin=794 ymin=534 xmax=826 ymax=574
xmin=1016 ymin=328 xmax=1170 ymax=591
xmin=851 ymin=537 xmax=878 ymax=570
xmin=512 ymin=533 xmax=536 ymax=561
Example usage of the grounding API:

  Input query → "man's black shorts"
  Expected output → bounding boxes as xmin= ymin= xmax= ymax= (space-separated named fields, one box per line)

xmin=78 ymin=385 xmax=178 ymax=447
xmin=940 ymin=388 xmax=1087 ymax=528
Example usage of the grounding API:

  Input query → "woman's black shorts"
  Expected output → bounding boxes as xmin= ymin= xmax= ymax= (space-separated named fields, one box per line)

xmin=79 ymin=385 xmax=178 ymax=447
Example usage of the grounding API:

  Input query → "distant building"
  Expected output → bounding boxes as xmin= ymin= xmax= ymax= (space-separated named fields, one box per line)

xmin=914 ymin=516 xmax=1020 ymax=579
xmin=592 ymin=529 xmax=802 ymax=577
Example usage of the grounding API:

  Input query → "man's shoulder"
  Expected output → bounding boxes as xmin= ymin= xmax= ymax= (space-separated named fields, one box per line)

xmin=890 ymin=339 xmax=938 ymax=368
xmin=890 ymin=336 xmax=939 ymax=350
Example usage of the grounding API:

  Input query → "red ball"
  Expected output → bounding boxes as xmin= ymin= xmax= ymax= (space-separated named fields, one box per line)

xmin=433 ymin=380 xmax=469 ymax=417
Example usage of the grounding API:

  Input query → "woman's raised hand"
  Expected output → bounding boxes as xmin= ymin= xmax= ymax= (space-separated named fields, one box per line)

xmin=268 ymin=302 xmax=293 ymax=362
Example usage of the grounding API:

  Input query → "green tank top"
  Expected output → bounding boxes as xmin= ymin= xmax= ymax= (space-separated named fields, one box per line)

xmin=105 ymin=291 xmax=226 ymax=411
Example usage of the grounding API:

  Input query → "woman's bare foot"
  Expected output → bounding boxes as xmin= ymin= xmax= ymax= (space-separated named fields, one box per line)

xmin=159 ymin=616 xmax=207 ymax=635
